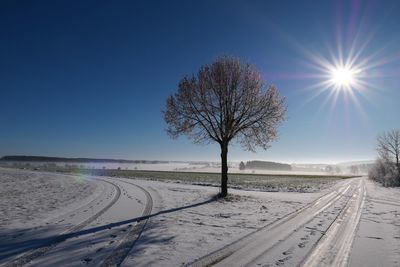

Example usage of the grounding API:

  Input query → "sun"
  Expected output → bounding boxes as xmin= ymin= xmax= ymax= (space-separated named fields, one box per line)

xmin=330 ymin=66 xmax=355 ymax=89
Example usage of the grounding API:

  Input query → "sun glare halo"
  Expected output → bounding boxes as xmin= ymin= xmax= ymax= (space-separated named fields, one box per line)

xmin=331 ymin=67 xmax=356 ymax=89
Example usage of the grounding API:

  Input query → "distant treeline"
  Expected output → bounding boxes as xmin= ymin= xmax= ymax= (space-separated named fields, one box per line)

xmin=346 ymin=163 xmax=374 ymax=174
xmin=0 ymin=155 xmax=169 ymax=164
xmin=245 ymin=160 xmax=292 ymax=171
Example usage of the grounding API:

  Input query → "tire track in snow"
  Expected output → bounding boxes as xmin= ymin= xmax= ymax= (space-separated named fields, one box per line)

xmin=245 ymin=178 xmax=363 ymax=267
xmin=186 ymin=179 xmax=357 ymax=267
xmin=98 ymin=178 xmax=153 ymax=267
xmin=301 ymin=178 xmax=366 ymax=267
xmin=3 ymin=179 xmax=122 ymax=267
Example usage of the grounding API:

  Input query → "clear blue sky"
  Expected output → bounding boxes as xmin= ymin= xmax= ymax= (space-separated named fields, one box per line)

xmin=1 ymin=0 xmax=399 ymax=163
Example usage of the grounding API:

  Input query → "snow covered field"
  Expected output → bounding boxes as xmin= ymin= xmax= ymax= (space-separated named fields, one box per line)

xmin=0 ymin=168 xmax=99 ymax=229
xmin=120 ymin=179 xmax=322 ymax=266
xmin=1 ymin=167 xmax=399 ymax=266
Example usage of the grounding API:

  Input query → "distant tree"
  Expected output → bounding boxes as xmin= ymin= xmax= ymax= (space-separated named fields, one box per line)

xmin=164 ymin=56 xmax=286 ymax=197
xmin=325 ymin=165 xmax=333 ymax=174
xmin=349 ymin=165 xmax=359 ymax=175
xmin=245 ymin=160 xmax=291 ymax=171
xmin=239 ymin=161 xmax=246 ymax=170
xmin=371 ymin=129 xmax=400 ymax=185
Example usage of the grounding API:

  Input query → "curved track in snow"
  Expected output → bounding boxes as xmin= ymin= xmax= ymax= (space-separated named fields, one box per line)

xmin=3 ymin=179 xmax=122 ymax=267
xmin=99 ymin=178 xmax=153 ymax=267
xmin=1 ymin=175 xmax=154 ymax=267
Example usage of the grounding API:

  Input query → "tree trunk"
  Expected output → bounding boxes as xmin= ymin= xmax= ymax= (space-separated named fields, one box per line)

xmin=220 ymin=142 xmax=229 ymax=197
xmin=397 ymin=154 xmax=400 ymax=183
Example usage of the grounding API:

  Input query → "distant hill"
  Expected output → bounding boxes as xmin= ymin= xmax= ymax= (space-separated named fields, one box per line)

xmin=245 ymin=160 xmax=292 ymax=171
xmin=0 ymin=155 xmax=169 ymax=164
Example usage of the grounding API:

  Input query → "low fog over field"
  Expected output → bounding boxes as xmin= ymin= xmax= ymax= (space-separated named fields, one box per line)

xmin=0 ymin=156 xmax=373 ymax=176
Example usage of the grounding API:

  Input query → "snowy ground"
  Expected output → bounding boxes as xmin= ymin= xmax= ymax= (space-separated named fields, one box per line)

xmin=0 ymin=168 xmax=149 ymax=266
xmin=0 ymin=168 xmax=324 ymax=266
xmin=120 ymin=178 xmax=323 ymax=266
xmin=1 ymin=167 xmax=398 ymax=266
xmin=349 ymin=178 xmax=400 ymax=266
xmin=0 ymin=168 xmax=100 ymax=229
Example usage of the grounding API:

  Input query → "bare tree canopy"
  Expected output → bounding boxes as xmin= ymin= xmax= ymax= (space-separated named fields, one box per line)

xmin=164 ymin=56 xmax=287 ymax=196
xmin=370 ymin=129 xmax=400 ymax=186
xmin=377 ymin=129 xmax=400 ymax=165
xmin=378 ymin=129 xmax=400 ymax=175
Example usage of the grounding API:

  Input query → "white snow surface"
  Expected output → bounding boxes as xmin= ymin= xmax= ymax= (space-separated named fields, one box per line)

xmin=3 ymin=168 xmax=398 ymax=267
xmin=0 ymin=168 xmax=325 ymax=266
xmin=0 ymin=167 xmax=100 ymax=229
xmin=120 ymin=178 xmax=324 ymax=266
xmin=349 ymin=178 xmax=400 ymax=267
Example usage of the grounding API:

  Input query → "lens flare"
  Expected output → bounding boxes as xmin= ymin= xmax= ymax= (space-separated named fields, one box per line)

xmin=331 ymin=67 xmax=355 ymax=88
xmin=258 ymin=1 xmax=398 ymax=124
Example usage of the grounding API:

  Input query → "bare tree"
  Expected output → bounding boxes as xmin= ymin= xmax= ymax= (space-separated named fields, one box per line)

xmin=239 ymin=161 xmax=246 ymax=171
xmin=377 ymin=129 xmax=400 ymax=181
xmin=164 ymin=56 xmax=286 ymax=197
